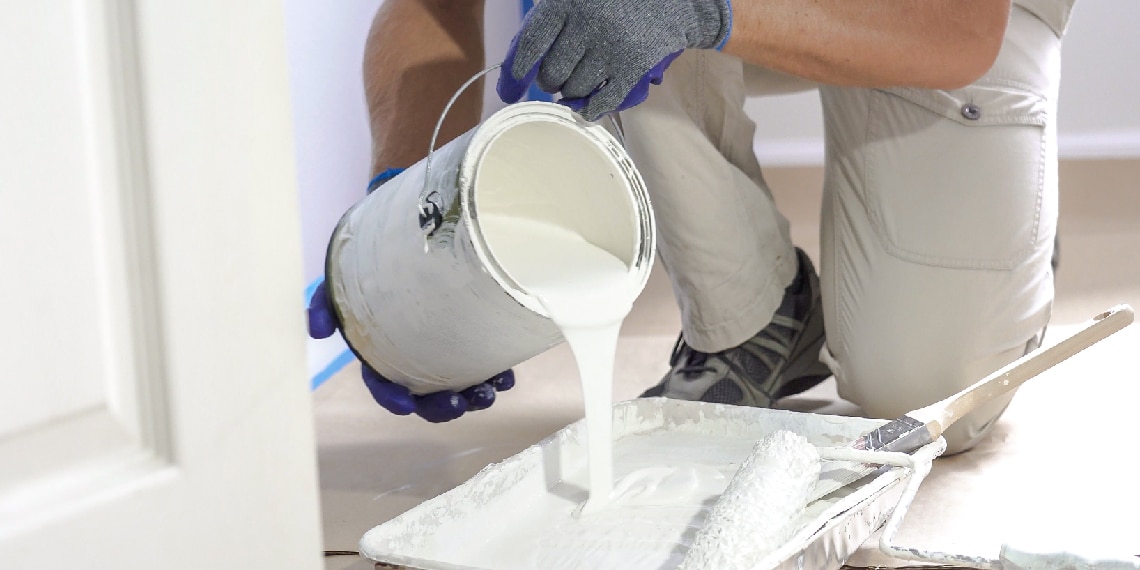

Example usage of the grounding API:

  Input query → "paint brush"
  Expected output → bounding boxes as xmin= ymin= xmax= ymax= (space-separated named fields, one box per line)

xmin=812 ymin=304 xmax=1134 ymax=502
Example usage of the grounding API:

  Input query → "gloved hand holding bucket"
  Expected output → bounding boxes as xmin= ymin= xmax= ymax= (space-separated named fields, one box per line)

xmin=312 ymin=97 xmax=655 ymax=422
xmin=308 ymin=0 xmax=737 ymax=421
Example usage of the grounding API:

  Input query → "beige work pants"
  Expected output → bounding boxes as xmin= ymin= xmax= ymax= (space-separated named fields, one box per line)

xmin=622 ymin=2 xmax=1074 ymax=454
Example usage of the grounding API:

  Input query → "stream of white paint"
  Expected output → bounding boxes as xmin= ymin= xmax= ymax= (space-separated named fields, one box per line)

xmin=471 ymin=215 xmax=821 ymax=568
xmin=480 ymin=213 xmax=639 ymax=508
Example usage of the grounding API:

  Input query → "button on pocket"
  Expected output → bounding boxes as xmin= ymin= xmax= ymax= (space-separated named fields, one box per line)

xmin=863 ymin=84 xmax=1048 ymax=270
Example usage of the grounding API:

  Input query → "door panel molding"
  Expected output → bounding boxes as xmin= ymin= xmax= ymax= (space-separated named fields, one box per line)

xmin=0 ymin=0 xmax=173 ymax=533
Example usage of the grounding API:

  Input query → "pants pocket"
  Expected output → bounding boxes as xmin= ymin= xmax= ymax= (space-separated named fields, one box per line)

xmin=863 ymin=84 xmax=1048 ymax=270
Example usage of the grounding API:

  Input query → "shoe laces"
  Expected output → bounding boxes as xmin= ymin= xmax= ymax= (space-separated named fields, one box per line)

xmin=669 ymin=315 xmax=800 ymax=381
xmin=669 ymin=335 xmax=717 ymax=377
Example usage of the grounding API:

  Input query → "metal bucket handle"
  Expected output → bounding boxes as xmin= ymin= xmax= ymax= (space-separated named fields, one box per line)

xmin=417 ymin=65 xmax=628 ymax=236
xmin=418 ymin=64 xmax=502 ymax=236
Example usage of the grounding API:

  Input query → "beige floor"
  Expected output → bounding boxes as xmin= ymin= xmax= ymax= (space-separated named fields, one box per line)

xmin=315 ymin=159 xmax=1140 ymax=569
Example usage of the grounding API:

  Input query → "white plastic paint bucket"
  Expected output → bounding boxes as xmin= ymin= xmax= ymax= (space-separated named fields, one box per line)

xmin=325 ymin=101 xmax=656 ymax=394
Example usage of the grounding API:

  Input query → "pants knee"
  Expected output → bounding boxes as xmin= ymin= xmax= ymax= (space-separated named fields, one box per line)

xmin=826 ymin=324 xmax=1040 ymax=454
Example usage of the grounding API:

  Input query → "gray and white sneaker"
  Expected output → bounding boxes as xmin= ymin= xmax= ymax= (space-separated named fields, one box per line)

xmin=641 ymin=248 xmax=830 ymax=407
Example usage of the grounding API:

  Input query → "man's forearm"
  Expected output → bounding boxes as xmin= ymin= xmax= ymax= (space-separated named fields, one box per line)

xmin=363 ymin=0 xmax=486 ymax=173
xmin=724 ymin=0 xmax=1011 ymax=90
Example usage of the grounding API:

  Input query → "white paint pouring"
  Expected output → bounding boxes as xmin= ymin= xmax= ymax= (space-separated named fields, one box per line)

xmin=478 ymin=213 xmax=641 ymax=509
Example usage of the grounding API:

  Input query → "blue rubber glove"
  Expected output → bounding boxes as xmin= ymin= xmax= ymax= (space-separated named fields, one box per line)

xmin=308 ymin=281 xmax=515 ymax=422
xmin=498 ymin=0 xmax=732 ymax=121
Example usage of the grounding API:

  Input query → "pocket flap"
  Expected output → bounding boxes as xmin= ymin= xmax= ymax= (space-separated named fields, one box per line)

xmin=879 ymin=84 xmax=1047 ymax=128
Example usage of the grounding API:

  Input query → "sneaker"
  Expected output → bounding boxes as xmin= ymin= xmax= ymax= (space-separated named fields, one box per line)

xmin=641 ymin=248 xmax=830 ymax=407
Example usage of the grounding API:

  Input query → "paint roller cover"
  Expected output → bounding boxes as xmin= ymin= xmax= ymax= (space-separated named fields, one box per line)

xmin=679 ymin=430 xmax=821 ymax=570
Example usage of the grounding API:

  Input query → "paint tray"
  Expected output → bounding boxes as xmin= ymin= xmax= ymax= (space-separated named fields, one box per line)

xmin=359 ymin=398 xmax=944 ymax=570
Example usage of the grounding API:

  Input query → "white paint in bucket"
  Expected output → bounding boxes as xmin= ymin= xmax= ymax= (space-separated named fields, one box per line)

xmin=325 ymin=101 xmax=654 ymax=395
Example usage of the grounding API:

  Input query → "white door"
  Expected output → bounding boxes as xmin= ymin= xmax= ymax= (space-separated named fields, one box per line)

xmin=0 ymin=1 xmax=323 ymax=568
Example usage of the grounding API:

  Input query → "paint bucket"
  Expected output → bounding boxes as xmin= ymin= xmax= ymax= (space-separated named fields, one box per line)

xmin=325 ymin=99 xmax=655 ymax=395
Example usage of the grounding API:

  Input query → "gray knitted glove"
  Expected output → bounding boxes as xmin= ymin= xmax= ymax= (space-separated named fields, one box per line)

xmin=498 ymin=0 xmax=732 ymax=121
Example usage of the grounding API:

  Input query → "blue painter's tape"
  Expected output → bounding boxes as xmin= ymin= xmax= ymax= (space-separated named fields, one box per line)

xmin=304 ymin=275 xmax=323 ymax=302
xmin=311 ymin=348 xmax=356 ymax=391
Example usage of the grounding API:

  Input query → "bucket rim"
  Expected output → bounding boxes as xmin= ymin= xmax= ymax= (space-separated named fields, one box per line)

xmin=459 ymin=102 xmax=657 ymax=319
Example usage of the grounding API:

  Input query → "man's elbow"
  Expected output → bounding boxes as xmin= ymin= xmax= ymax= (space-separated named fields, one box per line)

xmin=935 ymin=35 xmax=1005 ymax=90
xmin=923 ymin=3 xmax=1010 ymax=90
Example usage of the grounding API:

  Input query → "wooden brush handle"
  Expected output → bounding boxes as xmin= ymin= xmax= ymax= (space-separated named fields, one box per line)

xmin=910 ymin=304 xmax=1134 ymax=439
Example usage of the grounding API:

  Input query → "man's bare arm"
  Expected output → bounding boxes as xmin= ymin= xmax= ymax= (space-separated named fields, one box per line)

xmin=724 ymin=0 xmax=1012 ymax=90
xmin=363 ymin=0 xmax=485 ymax=174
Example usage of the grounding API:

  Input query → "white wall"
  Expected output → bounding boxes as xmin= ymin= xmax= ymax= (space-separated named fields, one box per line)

xmin=1053 ymin=0 xmax=1140 ymax=157
xmin=746 ymin=0 xmax=1140 ymax=165
xmin=285 ymin=0 xmax=374 ymax=286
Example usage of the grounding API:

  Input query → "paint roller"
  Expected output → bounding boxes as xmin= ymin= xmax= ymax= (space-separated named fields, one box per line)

xmin=679 ymin=430 xmax=820 ymax=570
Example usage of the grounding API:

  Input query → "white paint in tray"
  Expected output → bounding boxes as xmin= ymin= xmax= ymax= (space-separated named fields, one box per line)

xmin=360 ymin=399 xmax=919 ymax=570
